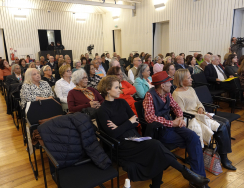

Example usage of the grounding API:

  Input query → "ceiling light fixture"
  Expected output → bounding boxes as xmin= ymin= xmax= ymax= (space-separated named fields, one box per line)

xmin=154 ymin=3 xmax=165 ymax=9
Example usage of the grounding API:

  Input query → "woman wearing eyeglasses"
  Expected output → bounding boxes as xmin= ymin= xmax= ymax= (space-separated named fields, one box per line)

xmin=41 ymin=65 xmax=56 ymax=87
xmin=67 ymin=69 xmax=104 ymax=113
xmin=54 ymin=64 xmax=75 ymax=104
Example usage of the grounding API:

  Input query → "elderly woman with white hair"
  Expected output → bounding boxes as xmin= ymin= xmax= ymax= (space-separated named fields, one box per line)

xmin=20 ymin=68 xmax=54 ymax=109
xmin=41 ymin=65 xmax=56 ymax=87
xmin=153 ymin=56 xmax=164 ymax=74
xmin=134 ymin=64 xmax=153 ymax=99
xmin=67 ymin=68 xmax=104 ymax=113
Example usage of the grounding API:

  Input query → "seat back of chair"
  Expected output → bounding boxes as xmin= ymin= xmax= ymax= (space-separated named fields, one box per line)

xmin=27 ymin=98 xmax=63 ymax=125
xmin=134 ymin=100 xmax=147 ymax=136
xmin=192 ymin=71 xmax=208 ymax=84
xmin=194 ymin=85 xmax=213 ymax=104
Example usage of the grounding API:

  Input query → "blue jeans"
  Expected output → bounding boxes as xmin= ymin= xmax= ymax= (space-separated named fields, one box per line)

xmin=159 ymin=127 xmax=206 ymax=177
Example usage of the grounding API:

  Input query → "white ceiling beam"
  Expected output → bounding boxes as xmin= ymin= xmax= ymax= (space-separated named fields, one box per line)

xmin=48 ymin=0 xmax=136 ymax=9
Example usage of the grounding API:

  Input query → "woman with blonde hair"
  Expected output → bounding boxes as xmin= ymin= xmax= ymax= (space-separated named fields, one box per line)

xmin=172 ymin=69 xmax=235 ymax=170
xmin=164 ymin=56 xmax=172 ymax=65
xmin=20 ymin=68 xmax=54 ymax=108
xmin=54 ymin=64 xmax=75 ymax=104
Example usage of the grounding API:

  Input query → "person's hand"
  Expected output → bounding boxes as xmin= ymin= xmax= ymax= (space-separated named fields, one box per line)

xmin=205 ymin=113 xmax=213 ymax=119
xmin=229 ymin=75 xmax=234 ymax=78
xmin=172 ymin=117 xmax=184 ymax=127
xmin=90 ymin=100 xmax=97 ymax=108
xmin=107 ymin=120 xmax=118 ymax=130
xmin=94 ymin=101 xmax=101 ymax=109
xmin=216 ymin=78 xmax=221 ymax=82
xmin=179 ymin=118 xmax=186 ymax=128
xmin=129 ymin=115 xmax=139 ymax=124
xmin=198 ymin=107 xmax=204 ymax=114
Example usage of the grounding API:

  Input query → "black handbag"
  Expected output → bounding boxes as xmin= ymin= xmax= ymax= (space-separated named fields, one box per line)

xmin=81 ymin=107 xmax=97 ymax=119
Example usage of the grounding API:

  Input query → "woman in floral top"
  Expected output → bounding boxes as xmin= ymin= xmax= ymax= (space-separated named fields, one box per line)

xmin=84 ymin=64 xmax=102 ymax=90
xmin=20 ymin=68 xmax=54 ymax=109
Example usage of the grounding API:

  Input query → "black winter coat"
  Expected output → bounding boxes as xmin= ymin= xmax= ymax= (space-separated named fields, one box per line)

xmin=38 ymin=112 xmax=111 ymax=169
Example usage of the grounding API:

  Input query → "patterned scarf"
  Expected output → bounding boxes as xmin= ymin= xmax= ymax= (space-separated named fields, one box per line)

xmin=74 ymin=86 xmax=95 ymax=101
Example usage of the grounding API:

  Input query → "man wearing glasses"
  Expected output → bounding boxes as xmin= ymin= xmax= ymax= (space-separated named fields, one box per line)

xmin=128 ymin=56 xmax=142 ymax=83
xmin=11 ymin=57 xmax=19 ymax=66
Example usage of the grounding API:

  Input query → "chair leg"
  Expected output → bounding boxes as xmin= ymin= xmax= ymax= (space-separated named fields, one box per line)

xmin=40 ymin=146 xmax=48 ymax=188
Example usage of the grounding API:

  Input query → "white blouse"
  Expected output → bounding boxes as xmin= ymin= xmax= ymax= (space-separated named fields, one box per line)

xmin=54 ymin=78 xmax=76 ymax=103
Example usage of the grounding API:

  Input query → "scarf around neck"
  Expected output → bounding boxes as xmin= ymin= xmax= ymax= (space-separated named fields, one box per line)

xmin=74 ymin=86 xmax=95 ymax=101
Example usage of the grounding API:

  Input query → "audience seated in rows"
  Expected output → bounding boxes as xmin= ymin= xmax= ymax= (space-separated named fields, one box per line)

xmin=171 ymin=52 xmax=176 ymax=63
xmin=224 ymin=54 xmax=238 ymax=78
xmin=19 ymin=59 xmax=28 ymax=74
xmin=134 ymin=64 xmax=153 ymax=99
xmin=29 ymin=62 xmax=36 ymax=68
xmin=40 ymin=56 xmax=47 ymax=66
xmin=54 ymin=64 xmax=75 ymax=104
xmin=47 ymin=56 xmax=56 ymax=74
xmin=128 ymin=56 xmax=142 ymax=83
xmin=142 ymin=71 xmax=208 ymax=187
xmin=164 ymin=56 xmax=172 ymax=65
xmin=72 ymin=61 xmax=82 ymax=73
xmin=80 ymin=57 xmax=87 ymax=68
xmin=186 ymin=55 xmax=203 ymax=74
xmin=84 ymin=64 xmax=102 ymax=90
xmin=67 ymin=69 xmax=103 ymax=113
xmin=139 ymin=52 xmax=145 ymax=62
xmin=196 ymin=54 xmax=204 ymax=65
xmin=172 ymin=69 xmax=235 ymax=170
xmin=6 ymin=64 xmax=24 ymax=85
xmin=0 ymin=59 xmax=11 ymax=80
xmin=96 ymin=76 xmax=209 ymax=188
xmin=92 ymin=59 xmax=105 ymax=78
xmin=107 ymin=66 xmax=138 ymax=116
xmin=163 ymin=63 xmax=176 ymax=93
xmin=41 ymin=65 xmax=56 ymax=87
xmin=96 ymin=55 xmax=108 ymax=74
xmin=199 ymin=54 xmax=211 ymax=70
xmin=110 ymin=58 xmax=133 ymax=85
xmin=35 ymin=60 xmax=43 ymax=70
xmin=144 ymin=54 xmax=154 ymax=67
xmin=64 ymin=55 xmax=73 ymax=70
xmin=20 ymin=68 xmax=54 ymax=109
xmin=101 ymin=54 xmax=109 ymax=71
xmin=175 ymin=56 xmax=193 ymax=74
xmin=128 ymin=53 xmax=133 ymax=64
xmin=10 ymin=57 xmax=19 ymax=66
xmin=153 ymin=56 xmax=164 ymax=74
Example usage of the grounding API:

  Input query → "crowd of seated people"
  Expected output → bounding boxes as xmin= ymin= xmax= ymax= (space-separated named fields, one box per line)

xmin=2 ymin=49 xmax=244 ymax=188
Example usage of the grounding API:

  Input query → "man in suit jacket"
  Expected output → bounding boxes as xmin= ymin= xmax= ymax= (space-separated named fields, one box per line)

xmin=175 ymin=56 xmax=193 ymax=74
xmin=47 ymin=56 xmax=57 ymax=74
xmin=6 ymin=64 xmax=24 ymax=85
xmin=101 ymin=54 xmax=109 ymax=73
xmin=199 ymin=54 xmax=211 ymax=70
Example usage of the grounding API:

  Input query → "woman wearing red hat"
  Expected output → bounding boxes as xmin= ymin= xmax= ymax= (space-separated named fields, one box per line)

xmin=96 ymin=75 xmax=209 ymax=188
xmin=143 ymin=71 xmax=210 ymax=188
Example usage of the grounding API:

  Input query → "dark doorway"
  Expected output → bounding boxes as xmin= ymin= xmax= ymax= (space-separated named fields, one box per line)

xmin=38 ymin=30 xmax=62 ymax=51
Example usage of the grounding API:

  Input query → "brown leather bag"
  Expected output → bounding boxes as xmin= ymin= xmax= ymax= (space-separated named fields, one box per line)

xmin=38 ymin=115 xmax=62 ymax=125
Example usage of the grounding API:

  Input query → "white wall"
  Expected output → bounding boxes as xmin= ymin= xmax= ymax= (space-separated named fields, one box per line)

xmin=0 ymin=0 xmax=104 ymax=61
xmin=103 ymin=0 xmax=244 ymax=59
xmin=0 ymin=29 xmax=6 ymax=59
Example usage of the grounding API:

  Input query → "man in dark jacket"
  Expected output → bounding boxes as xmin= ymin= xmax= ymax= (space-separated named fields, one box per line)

xmin=6 ymin=64 xmax=24 ymax=85
xmin=174 ymin=56 xmax=193 ymax=74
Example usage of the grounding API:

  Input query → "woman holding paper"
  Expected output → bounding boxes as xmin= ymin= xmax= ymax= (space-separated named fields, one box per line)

xmin=172 ymin=69 xmax=235 ymax=170
xmin=96 ymin=76 xmax=209 ymax=188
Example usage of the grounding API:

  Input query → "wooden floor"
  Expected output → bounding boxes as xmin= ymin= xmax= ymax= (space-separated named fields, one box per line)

xmin=0 ymin=94 xmax=244 ymax=188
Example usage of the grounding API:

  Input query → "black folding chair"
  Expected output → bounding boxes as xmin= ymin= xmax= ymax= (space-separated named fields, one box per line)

xmin=134 ymin=100 xmax=195 ymax=164
xmin=39 ymin=114 xmax=118 ymax=188
xmin=25 ymin=98 xmax=63 ymax=180
xmin=194 ymin=85 xmax=242 ymax=139
xmin=191 ymin=72 xmax=225 ymax=96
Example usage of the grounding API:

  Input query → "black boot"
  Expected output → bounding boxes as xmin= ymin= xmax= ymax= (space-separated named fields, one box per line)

xmin=220 ymin=154 xmax=236 ymax=170
xmin=181 ymin=165 xmax=210 ymax=186
xmin=149 ymin=181 xmax=163 ymax=188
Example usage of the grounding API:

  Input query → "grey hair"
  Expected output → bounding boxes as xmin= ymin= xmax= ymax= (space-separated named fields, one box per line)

xmin=154 ymin=56 xmax=160 ymax=61
xmin=210 ymin=55 xmax=217 ymax=62
xmin=109 ymin=58 xmax=119 ymax=68
xmin=74 ymin=61 xmax=81 ymax=67
xmin=40 ymin=65 xmax=50 ymax=76
xmin=11 ymin=64 xmax=20 ymax=74
xmin=71 ymin=68 xmax=86 ymax=85
xmin=136 ymin=64 xmax=148 ymax=79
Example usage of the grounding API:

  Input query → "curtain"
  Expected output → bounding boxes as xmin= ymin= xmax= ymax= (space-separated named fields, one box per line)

xmin=38 ymin=30 xmax=48 ymax=51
